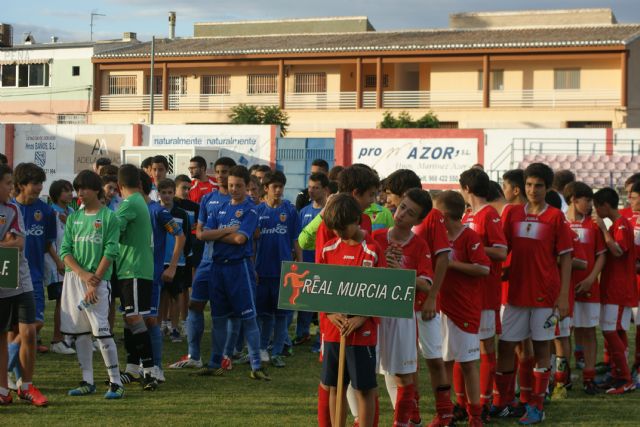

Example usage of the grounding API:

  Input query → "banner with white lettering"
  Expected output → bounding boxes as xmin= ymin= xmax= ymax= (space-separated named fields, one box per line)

xmin=353 ymin=138 xmax=478 ymax=187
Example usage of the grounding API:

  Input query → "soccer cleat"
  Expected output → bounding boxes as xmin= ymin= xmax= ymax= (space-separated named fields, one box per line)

xmin=191 ymin=367 xmax=225 ymax=377
xmin=605 ymin=379 xmax=636 ymax=395
xmin=260 ymin=349 xmax=270 ymax=363
xmin=51 ymin=341 xmax=76 ymax=355
xmin=250 ymin=368 xmax=272 ymax=381
xmin=104 ymin=382 xmax=125 ymax=399
xmin=170 ymin=329 xmax=182 ymax=343
xmin=583 ymin=381 xmax=599 ymax=395
xmin=518 ymin=404 xmax=545 ymax=425
xmin=0 ymin=392 xmax=12 ymax=405
xmin=452 ymin=403 xmax=467 ymax=422
xmin=68 ymin=381 xmax=97 ymax=396
xmin=489 ymin=403 xmax=525 ymax=419
xmin=271 ymin=355 xmax=286 ymax=368
xmin=293 ymin=335 xmax=310 ymax=346
xmin=17 ymin=384 xmax=49 ymax=407
xmin=142 ymin=373 xmax=158 ymax=391
xmin=7 ymin=372 xmax=17 ymax=391
xmin=551 ymin=382 xmax=568 ymax=400
xmin=168 ymin=355 xmax=203 ymax=369
xmin=119 ymin=370 xmax=141 ymax=384
xmin=427 ymin=414 xmax=455 ymax=427
xmin=153 ymin=366 xmax=166 ymax=383
xmin=221 ymin=356 xmax=233 ymax=371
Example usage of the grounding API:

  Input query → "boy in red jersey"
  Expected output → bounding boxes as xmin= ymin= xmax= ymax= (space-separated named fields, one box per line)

xmin=317 ymin=194 xmax=386 ymax=427
xmin=373 ymin=188 xmax=434 ymax=427
xmin=386 ymin=169 xmax=453 ymax=427
xmin=459 ymin=169 xmax=507 ymax=419
xmin=188 ymin=156 xmax=218 ymax=204
xmin=629 ymin=182 xmax=640 ymax=384
xmin=563 ymin=182 xmax=606 ymax=395
xmin=593 ymin=187 xmax=637 ymax=394
xmin=435 ymin=191 xmax=491 ymax=427
xmin=493 ymin=163 xmax=574 ymax=425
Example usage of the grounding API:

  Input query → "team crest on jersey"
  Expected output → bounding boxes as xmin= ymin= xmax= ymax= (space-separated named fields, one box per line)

xmin=279 ymin=212 xmax=287 ymax=222
xmin=0 ymin=214 xmax=5 ymax=225
xmin=34 ymin=210 xmax=42 ymax=222
xmin=94 ymin=219 xmax=103 ymax=230
xmin=235 ymin=209 xmax=243 ymax=218
xmin=372 ymin=213 xmax=378 ymax=221
xmin=362 ymin=260 xmax=373 ymax=267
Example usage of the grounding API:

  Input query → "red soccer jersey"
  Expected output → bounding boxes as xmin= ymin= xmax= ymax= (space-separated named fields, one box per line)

xmin=314 ymin=213 xmax=372 ymax=263
xmin=569 ymin=217 xmax=606 ymax=304
xmin=439 ymin=227 xmax=491 ymax=333
xmin=372 ymin=229 xmax=434 ymax=311
xmin=600 ymin=216 xmax=638 ymax=307
xmin=413 ymin=208 xmax=450 ymax=263
xmin=500 ymin=204 xmax=518 ymax=305
xmin=463 ymin=204 xmax=507 ymax=311
xmin=318 ymin=234 xmax=386 ymax=346
xmin=503 ymin=204 xmax=574 ymax=308
xmin=620 ymin=207 xmax=634 ymax=221
xmin=189 ymin=177 xmax=219 ymax=204
xmin=633 ymin=213 xmax=640 ymax=301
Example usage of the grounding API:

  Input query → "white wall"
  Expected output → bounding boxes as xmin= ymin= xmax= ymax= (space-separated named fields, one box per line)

xmin=613 ymin=129 xmax=640 ymax=153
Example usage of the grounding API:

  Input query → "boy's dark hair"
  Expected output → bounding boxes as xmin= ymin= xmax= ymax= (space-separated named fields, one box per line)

xmin=328 ymin=165 xmax=344 ymax=182
xmin=324 ymin=193 xmax=361 ymax=232
xmin=545 ymin=190 xmax=562 ymax=210
xmin=101 ymin=174 xmax=118 ymax=186
xmin=593 ymin=187 xmax=619 ymax=209
xmin=215 ymin=157 xmax=237 ymax=168
xmin=524 ymin=163 xmax=554 ymax=189
xmin=141 ymin=157 xmax=153 ymax=170
xmin=631 ymin=182 xmax=640 ymax=195
xmin=311 ymin=158 xmax=329 ymax=172
xmin=0 ymin=164 xmax=12 ymax=181
xmin=309 ymin=172 xmax=329 ymax=188
xmin=502 ymin=169 xmax=525 ymax=193
xmin=459 ymin=168 xmax=490 ymax=199
xmin=73 ymin=170 xmax=103 ymax=195
xmin=174 ymin=174 xmax=191 ymax=185
xmin=384 ymin=169 xmax=421 ymax=196
xmin=229 ymin=165 xmax=251 ymax=185
xmin=190 ymin=156 xmax=207 ymax=169
xmin=139 ymin=170 xmax=152 ymax=195
xmin=152 ymin=155 xmax=169 ymax=170
xmin=0 ymin=153 xmax=8 ymax=165
xmin=254 ymin=164 xmax=271 ymax=173
xmin=13 ymin=162 xmax=46 ymax=193
xmin=328 ymin=181 xmax=339 ymax=194
xmin=49 ymin=179 xmax=73 ymax=204
xmin=487 ymin=180 xmax=504 ymax=202
xmin=625 ymin=173 xmax=640 ymax=188
xmin=118 ymin=164 xmax=141 ymax=189
xmin=99 ymin=164 xmax=119 ymax=176
xmin=404 ymin=188 xmax=432 ymax=220
xmin=248 ymin=164 xmax=260 ymax=173
xmin=262 ymin=170 xmax=286 ymax=187
xmin=436 ymin=190 xmax=466 ymax=221
xmin=338 ymin=165 xmax=380 ymax=195
xmin=563 ymin=181 xmax=593 ymax=204
xmin=158 ymin=178 xmax=176 ymax=192
xmin=552 ymin=170 xmax=576 ymax=192
xmin=95 ymin=157 xmax=112 ymax=168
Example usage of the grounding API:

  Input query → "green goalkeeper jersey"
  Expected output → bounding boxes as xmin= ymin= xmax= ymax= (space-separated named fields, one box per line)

xmin=115 ymin=192 xmax=154 ymax=280
xmin=60 ymin=206 xmax=120 ymax=279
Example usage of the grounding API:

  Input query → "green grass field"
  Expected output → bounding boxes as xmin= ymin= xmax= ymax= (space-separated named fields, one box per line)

xmin=3 ymin=305 xmax=640 ymax=426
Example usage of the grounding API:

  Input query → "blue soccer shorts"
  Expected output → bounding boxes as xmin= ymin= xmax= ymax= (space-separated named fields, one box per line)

xmin=209 ymin=259 xmax=257 ymax=320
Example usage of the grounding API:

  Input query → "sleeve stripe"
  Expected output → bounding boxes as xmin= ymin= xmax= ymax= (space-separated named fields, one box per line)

xmin=474 ymin=264 xmax=491 ymax=271
xmin=558 ymin=248 xmax=574 ymax=255
xmin=433 ymin=247 xmax=452 ymax=256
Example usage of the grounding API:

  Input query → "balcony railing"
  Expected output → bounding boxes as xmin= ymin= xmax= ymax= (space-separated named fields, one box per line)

xmin=99 ymin=90 xmax=621 ymax=111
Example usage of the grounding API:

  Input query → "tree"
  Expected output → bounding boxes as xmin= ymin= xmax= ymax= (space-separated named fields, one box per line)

xmin=379 ymin=111 xmax=440 ymax=128
xmin=228 ymin=104 xmax=290 ymax=135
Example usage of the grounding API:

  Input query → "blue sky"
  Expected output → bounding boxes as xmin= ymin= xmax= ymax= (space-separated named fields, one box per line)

xmin=3 ymin=0 xmax=639 ymax=43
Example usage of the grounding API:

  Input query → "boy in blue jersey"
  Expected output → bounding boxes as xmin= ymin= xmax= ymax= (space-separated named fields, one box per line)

xmin=255 ymin=171 xmax=301 ymax=368
xmin=102 ymin=175 xmax=122 ymax=212
xmin=157 ymin=178 xmax=191 ymax=342
xmin=46 ymin=179 xmax=76 ymax=355
xmin=294 ymin=172 xmax=329 ymax=346
xmin=196 ymin=165 xmax=270 ymax=380
xmin=169 ymin=157 xmax=235 ymax=369
xmin=12 ymin=163 xmax=58 ymax=355
xmin=139 ymin=172 xmax=185 ymax=383
xmin=174 ymin=174 xmax=200 ymax=336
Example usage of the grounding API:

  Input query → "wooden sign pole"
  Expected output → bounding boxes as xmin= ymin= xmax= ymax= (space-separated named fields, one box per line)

xmin=335 ymin=335 xmax=347 ymax=427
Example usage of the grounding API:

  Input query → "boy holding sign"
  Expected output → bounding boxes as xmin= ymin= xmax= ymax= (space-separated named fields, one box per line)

xmin=317 ymin=193 xmax=386 ymax=427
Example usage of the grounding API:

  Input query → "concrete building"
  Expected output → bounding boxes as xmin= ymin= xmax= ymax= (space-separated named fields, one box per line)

xmin=84 ymin=9 xmax=640 ymax=134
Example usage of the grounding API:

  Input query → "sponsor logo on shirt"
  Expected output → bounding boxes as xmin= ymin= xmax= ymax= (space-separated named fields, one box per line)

xmin=74 ymin=232 xmax=103 ymax=244
xmin=261 ymin=224 xmax=288 ymax=235
xmin=94 ymin=219 xmax=102 ymax=230
xmin=34 ymin=210 xmax=42 ymax=221
xmin=279 ymin=212 xmax=287 ymax=223
xmin=0 ymin=214 xmax=5 ymax=225
xmin=26 ymin=224 xmax=44 ymax=236
xmin=343 ymin=255 xmax=355 ymax=260
xmin=471 ymin=242 xmax=480 ymax=251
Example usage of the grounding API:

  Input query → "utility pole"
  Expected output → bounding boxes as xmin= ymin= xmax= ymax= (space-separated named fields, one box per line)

xmin=90 ymin=11 xmax=106 ymax=41
xmin=150 ymin=36 xmax=155 ymax=124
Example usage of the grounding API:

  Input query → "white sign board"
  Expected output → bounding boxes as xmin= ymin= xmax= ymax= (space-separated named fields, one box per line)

xmin=23 ymin=131 xmax=58 ymax=175
xmin=353 ymin=138 xmax=478 ymax=187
